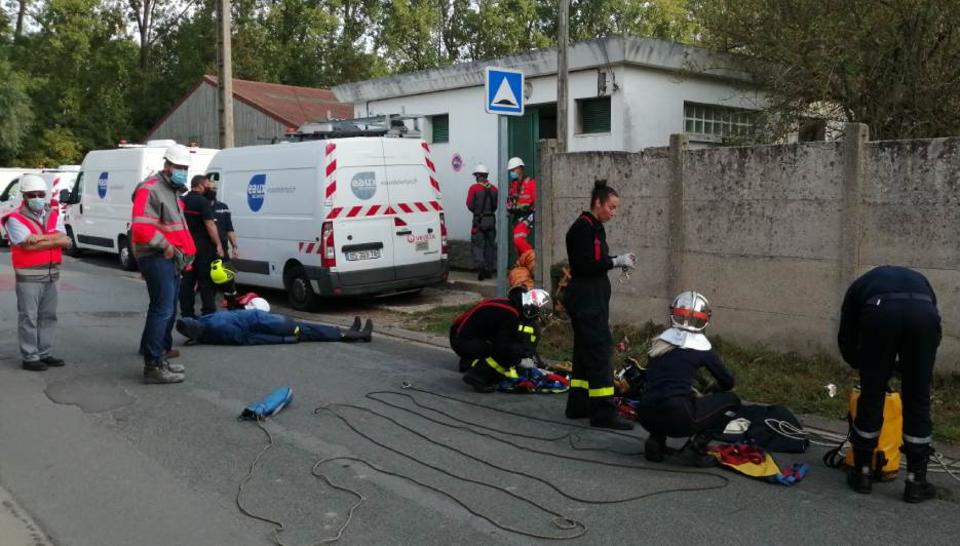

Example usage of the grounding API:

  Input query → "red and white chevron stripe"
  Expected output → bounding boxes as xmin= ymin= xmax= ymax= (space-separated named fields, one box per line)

xmin=323 ymin=142 xmax=337 ymax=202
xmin=325 ymin=201 xmax=442 ymax=220
xmin=298 ymin=241 xmax=321 ymax=254
xmin=421 ymin=141 xmax=443 ymax=196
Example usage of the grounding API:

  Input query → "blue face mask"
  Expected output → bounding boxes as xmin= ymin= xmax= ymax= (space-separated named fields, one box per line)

xmin=26 ymin=197 xmax=46 ymax=212
xmin=509 ymin=171 xmax=519 ymax=181
xmin=170 ymin=170 xmax=188 ymax=187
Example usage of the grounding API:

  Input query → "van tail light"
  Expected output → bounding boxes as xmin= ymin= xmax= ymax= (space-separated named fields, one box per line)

xmin=439 ymin=213 xmax=448 ymax=256
xmin=321 ymin=221 xmax=336 ymax=268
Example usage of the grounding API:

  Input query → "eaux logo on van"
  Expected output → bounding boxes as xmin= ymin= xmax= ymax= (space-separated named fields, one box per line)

xmin=97 ymin=172 xmax=108 ymax=199
xmin=350 ymin=171 xmax=377 ymax=201
xmin=247 ymin=174 xmax=266 ymax=211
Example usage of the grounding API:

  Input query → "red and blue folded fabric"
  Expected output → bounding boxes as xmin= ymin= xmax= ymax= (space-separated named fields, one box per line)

xmin=708 ymin=443 xmax=810 ymax=486
xmin=498 ymin=367 xmax=569 ymax=394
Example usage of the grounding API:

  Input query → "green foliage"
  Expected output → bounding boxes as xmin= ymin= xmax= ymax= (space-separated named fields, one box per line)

xmin=0 ymin=54 xmax=33 ymax=162
xmin=693 ymin=0 xmax=960 ymax=140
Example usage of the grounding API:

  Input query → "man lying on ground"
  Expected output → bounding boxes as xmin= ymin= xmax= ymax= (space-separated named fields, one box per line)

xmin=176 ymin=307 xmax=373 ymax=346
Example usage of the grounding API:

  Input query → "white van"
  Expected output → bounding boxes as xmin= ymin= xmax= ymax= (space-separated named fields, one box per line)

xmin=206 ymin=137 xmax=449 ymax=310
xmin=0 ymin=168 xmax=44 ymax=245
xmin=62 ymin=140 xmax=217 ymax=269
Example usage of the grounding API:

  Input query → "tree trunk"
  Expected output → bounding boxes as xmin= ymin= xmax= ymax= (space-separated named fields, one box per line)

xmin=15 ymin=0 xmax=29 ymax=38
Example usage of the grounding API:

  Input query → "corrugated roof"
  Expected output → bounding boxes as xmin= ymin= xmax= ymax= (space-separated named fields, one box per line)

xmin=204 ymin=75 xmax=354 ymax=127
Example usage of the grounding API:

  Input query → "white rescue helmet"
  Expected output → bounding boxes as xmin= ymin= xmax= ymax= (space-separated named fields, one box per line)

xmin=163 ymin=144 xmax=192 ymax=168
xmin=244 ymin=297 xmax=271 ymax=312
xmin=19 ymin=174 xmax=48 ymax=194
xmin=506 ymin=157 xmax=525 ymax=171
xmin=472 ymin=164 xmax=489 ymax=175
xmin=670 ymin=291 xmax=711 ymax=333
xmin=521 ymin=288 xmax=551 ymax=321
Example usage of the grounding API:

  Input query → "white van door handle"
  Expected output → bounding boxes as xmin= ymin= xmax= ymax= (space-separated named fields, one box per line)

xmin=395 ymin=228 xmax=412 ymax=236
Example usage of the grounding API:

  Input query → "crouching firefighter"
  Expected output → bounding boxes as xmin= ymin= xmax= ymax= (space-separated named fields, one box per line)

xmin=176 ymin=309 xmax=373 ymax=346
xmin=637 ymin=291 xmax=740 ymax=467
xmin=450 ymin=287 xmax=550 ymax=393
xmin=838 ymin=265 xmax=943 ymax=503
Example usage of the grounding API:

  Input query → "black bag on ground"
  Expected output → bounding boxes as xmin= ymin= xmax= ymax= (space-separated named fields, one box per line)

xmin=720 ymin=404 xmax=810 ymax=453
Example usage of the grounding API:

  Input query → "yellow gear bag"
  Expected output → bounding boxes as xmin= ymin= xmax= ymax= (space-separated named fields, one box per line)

xmin=845 ymin=387 xmax=903 ymax=480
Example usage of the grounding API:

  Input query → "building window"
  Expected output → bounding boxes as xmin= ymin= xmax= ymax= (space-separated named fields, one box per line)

xmin=684 ymin=102 xmax=754 ymax=139
xmin=431 ymin=114 xmax=449 ymax=143
xmin=578 ymin=97 xmax=611 ymax=134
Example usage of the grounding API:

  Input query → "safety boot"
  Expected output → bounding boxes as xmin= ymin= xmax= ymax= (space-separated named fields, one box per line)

xmin=589 ymin=399 xmax=635 ymax=430
xmin=143 ymin=362 xmax=185 ymax=385
xmin=462 ymin=361 xmax=497 ymax=393
xmin=565 ymin=388 xmax=590 ymax=419
xmin=349 ymin=316 xmax=362 ymax=331
xmin=175 ymin=318 xmax=206 ymax=342
xmin=458 ymin=357 xmax=474 ymax=373
xmin=847 ymin=448 xmax=874 ymax=494
xmin=341 ymin=319 xmax=373 ymax=342
xmin=644 ymin=435 xmax=667 ymax=463
xmin=904 ymin=450 xmax=940 ymax=503
xmin=21 ymin=360 xmax=47 ymax=372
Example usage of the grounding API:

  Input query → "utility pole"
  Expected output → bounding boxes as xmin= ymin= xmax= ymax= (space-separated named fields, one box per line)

xmin=218 ymin=0 xmax=235 ymax=148
xmin=556 ymin=0 xmax=569 ymax=152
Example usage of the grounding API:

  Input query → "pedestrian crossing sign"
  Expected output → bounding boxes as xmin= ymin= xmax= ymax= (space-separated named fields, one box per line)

xmin=485 ymin=67 xmax=524 ymax=116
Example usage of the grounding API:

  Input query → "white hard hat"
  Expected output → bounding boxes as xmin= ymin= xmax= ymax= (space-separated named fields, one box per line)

xmin=507 ymin=157 xmax=525 ymax=170
xmin=19 ymin=174 xmax=48 ymax=194
xmin=163 ymin=144 xmax=192 ymax=168
xmin=472 ymin=164 xmax=489 ymax=175
xmin=670 ymin=291 xmax=711 ymax=333
xmin=244 ymin=297 xmax=271 ymax=312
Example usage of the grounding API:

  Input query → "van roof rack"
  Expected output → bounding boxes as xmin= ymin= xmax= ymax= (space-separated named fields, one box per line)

xmin=288 ymin=114 xmax=423 ymax=141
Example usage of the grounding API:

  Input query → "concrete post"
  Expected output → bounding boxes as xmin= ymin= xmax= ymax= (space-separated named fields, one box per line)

xmin=839 ymin=123 xmax=869 ymax=291
xmin=536 ymin=139 xmax=558 ymax=293
xmin=667 ymin=134 xmax=689 ymax=297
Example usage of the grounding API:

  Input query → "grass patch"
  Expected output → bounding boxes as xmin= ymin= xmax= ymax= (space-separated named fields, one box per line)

xmin=408 ymin=308 xmax=960 ymax=444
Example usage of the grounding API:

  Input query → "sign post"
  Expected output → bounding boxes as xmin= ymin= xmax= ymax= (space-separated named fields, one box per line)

xmin=484 ymin=67 xmax=525 ymax=297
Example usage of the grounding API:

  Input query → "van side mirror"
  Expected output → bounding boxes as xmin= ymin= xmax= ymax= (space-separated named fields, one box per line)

xmin=59 ymin=189 xmax=72 ymax=204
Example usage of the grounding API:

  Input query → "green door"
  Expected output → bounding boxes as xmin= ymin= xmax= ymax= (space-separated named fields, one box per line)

xmin=507 ymin=107 xmax=540 ymax=179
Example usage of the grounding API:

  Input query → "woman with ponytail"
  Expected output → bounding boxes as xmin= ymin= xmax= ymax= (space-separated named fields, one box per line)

xmin=563 ymin=180 xmax=637 ymax=429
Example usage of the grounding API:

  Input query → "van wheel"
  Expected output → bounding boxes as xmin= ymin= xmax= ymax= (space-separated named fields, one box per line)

xmin=285 ymin=266 xmax=318 ymax=311
xmin=65 ymin=227 xmax=81 ymax=257
xmin=118 ymin=236 xmax=137 ymax=271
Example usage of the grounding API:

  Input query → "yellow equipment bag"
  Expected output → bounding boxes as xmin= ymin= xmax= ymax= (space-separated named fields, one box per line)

xmin=845 ymin=387 xmax=903 ymax=481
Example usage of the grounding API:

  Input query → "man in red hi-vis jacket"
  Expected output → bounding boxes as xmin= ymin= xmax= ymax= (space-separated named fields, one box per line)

xmin=131 ymin=144 xmax=196 ymax=384
xmin=506 ymin=156 xmax=536 ymax=259
xmin=2 ymin=174 xmax=72 ymax=372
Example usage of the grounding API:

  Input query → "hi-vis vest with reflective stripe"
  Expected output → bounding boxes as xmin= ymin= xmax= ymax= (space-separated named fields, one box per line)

xmin=3 ymin=204 xmax=62 ymax=280
xmin=130 ymin=176 xmax=196 ymax=258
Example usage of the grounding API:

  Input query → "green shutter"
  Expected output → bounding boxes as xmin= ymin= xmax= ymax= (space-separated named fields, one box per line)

xmin=432 ymin=114 xmax=449 ymax=143
xmin=580 ymin=97 xmax=611 ymax=134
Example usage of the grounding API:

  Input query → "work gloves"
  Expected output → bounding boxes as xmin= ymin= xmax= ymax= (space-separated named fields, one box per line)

xmin=612 ymin=253 xmax=637 ymax=269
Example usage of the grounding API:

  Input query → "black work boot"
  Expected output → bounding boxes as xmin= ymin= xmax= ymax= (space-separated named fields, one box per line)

xmin=341 ymin=319 xmax=373 ymax=342
xmin=904 ymin=450 xmax=939 ymax=503
xmin=22 ymin=360 xmax=47 ymax=372
xmin=143 ymin=361 xmax=185 ymax=385
xmin=847 ymin=448 xmax=874 ymax=494
xmin=175 ymin=318 xmax=206 ymax=342
xmin=644 ymin=434 xmax=667 ymax=463
xmin=589 ymin=398 xmax=635 ymax=430
xmin=458 ymin=357 xmax=473 ymax=373
xmin=462 ymin=362 xmax=497 ymax=393
xmin=565 ymin=388 xmax=590 ymax=419
xmin=349 ymin=316 xmax=362 ymax=331
xmin=40 ymin=356 xmax=66 ymax=367
xmin=677 ymin=441 xmax=718 ymax=467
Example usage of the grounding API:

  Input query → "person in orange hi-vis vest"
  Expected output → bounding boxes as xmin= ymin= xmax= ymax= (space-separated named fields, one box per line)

xmin=131 ymin=144 xmax=197 ymax=384
xmin=2 ymin=174 xmax=73 ymax=371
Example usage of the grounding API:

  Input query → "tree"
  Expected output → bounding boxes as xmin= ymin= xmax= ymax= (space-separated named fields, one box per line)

xmin=0 ymin=55 xmax=33 ymax=162
xmin=693 ymin=0 xmax=960 ymax=140
xmin=568 ymin=0 xmax=700 ymax=44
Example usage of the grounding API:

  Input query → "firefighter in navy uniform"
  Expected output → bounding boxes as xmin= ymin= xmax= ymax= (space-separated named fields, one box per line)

xmin=838 ymin=265 xmax=943 ymax=503
xmin=450 ymin=287 xmax=550 ymax=392
xmin=563 ymin=180 xmax=636 ymax=430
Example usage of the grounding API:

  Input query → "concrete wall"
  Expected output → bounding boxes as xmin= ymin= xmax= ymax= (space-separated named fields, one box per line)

xmin=539 ymin=125 xmax=960 ymax=372
xmin=149 ymin=85 xmax=289 ymax=148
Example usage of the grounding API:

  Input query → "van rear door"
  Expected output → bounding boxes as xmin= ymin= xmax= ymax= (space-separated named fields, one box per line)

xmin=381 ymin=139 xmax=445 ymax=280
xmin=329 ymin=139 xmax=396 ymax=285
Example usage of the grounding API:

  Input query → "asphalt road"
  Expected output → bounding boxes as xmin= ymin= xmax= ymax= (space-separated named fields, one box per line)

xmin=0 ymin=252 xmax=958 ymax=546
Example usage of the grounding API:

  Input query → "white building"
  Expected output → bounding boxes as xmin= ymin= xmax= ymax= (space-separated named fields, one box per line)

xmin=332 ymin=36 xmax=763 ymax=255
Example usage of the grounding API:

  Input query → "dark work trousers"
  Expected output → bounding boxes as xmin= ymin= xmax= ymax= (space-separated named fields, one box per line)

xmin=852 ymin=299 xmax=940 ymax=456
xmin=567 ymin=305 xmax=615 ymax=400
xmin=471 ymin=227 xmax=497 ymax=273
xmin=638 ymin=393 xmax=741 ymax=439
xmin=179 ymin=252 xmax=216 ymax=318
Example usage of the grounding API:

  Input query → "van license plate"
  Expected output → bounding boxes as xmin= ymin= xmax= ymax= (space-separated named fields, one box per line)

xmin=416 ymin=241 xmax=428 ymax=252
xmin=346 ymin=249 xmax=381 ymax=261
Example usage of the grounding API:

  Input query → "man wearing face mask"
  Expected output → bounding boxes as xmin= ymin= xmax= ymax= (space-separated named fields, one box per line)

xmin=180 ymin=174 xmax=224 ymax=319
xmin=131 ymin=144 xmax=197 ymax=384
xmin=206 ymin=178 xmax=238 ymax=261
xmin=506 ymin=157 xmax=535 ymax=261
xmin=2 ymin=174 xmax=72 ymax=371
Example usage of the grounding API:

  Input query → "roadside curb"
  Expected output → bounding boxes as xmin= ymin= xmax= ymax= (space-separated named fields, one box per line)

xmin=0 ymin=484 xmax=53 ymax=546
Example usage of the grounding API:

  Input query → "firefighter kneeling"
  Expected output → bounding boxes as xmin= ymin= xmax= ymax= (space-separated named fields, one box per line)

xmin=450 ymin=287 xmax=550 ymax=393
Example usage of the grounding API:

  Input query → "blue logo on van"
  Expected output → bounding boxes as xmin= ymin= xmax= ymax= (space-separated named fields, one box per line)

xmin=351 ymin=171 xmax=377 ymax=200
xmin=97 ymin=172 xmax=108 ymax=199
xmin=247 ymin=174 xmax=266 ymax=211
